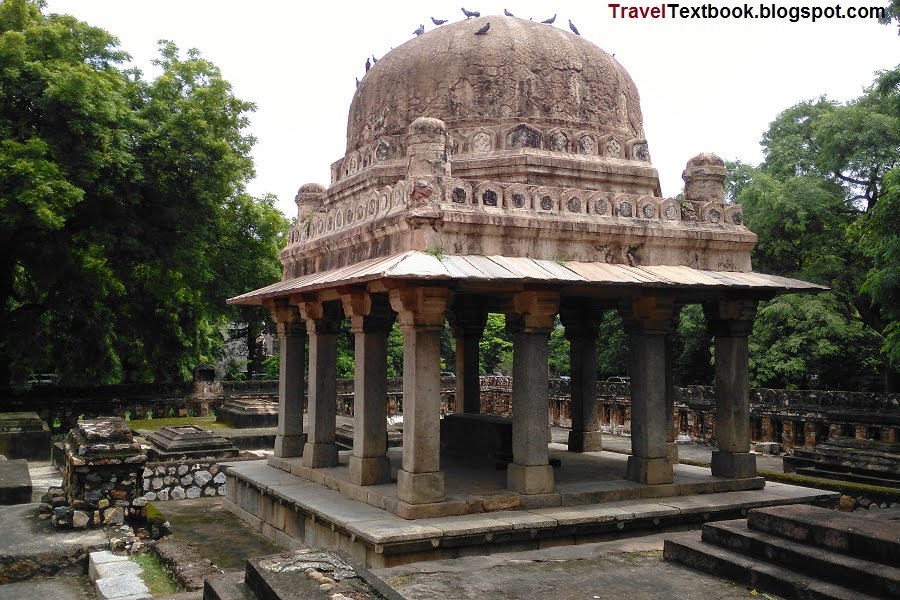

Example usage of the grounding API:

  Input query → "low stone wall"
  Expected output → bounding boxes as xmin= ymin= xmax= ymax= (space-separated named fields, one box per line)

xmin=140 ymin=457 xmax=259 ymax=501
xmin=141 ymin=461 xmax=227 ymax=501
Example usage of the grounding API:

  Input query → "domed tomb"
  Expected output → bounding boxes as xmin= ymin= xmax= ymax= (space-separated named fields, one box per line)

xmin=228 ymin=13 xmax=826 ymax=530
xmin=347 ymin=16 xmax=648 ymax=166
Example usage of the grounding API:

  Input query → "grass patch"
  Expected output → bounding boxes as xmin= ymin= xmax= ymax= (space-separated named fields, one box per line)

xmin=759 ymin=470 xmax=900 ymax=502
xmin=132 ymin=551 xmax=180 ymax=596
xmin=127 ymin=416 xmax=232 ymax=431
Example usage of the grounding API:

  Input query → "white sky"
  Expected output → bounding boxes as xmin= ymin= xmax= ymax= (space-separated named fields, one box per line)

xmin=44 ymin=0 xmax=898 ymax=220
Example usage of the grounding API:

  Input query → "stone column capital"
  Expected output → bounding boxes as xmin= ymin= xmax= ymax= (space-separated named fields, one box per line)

xmin=264 ymin=299 xmax=305 ymax=337
xmin=447 ymin=295 xmax=488 ymax=337
xmin=619 ymin=295 xmax=678 ymax=335
xmin=341 ymin=289 xmax=395 ymax=334
xmin=559 ymin=298 xmax=604 ymax=339
xmin=296 ymin=296 xmax=343 ymax=335
xmin=504 ymin=290 xmax=559 ymax=334
xmin=704 ymin=298 xmax=758 ymax=337
xmin=389 ymin=286 xmax=450 ymax=331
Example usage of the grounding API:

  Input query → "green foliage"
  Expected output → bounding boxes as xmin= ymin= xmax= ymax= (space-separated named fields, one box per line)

xmin=857 ymin=167 xmax=900 ymax=369
xmin=261 ymin=353 xmax=280 ymax=380
xmin=596 ymin=312 xmax=629 ymax=379
xmin=0 ymin=1 xmax=288 ymax=388
xmin=132 ymin=551 xmax=179 ymax=596
xmin=674 ymin=305 xmax=713 ymax=386
xmin=479 ymin=313 xmax=511 ymax=374
xmin=731 ymin=65 xmax=900 ymax=389
xmin=547 ymin=318 xmax=569 ymax=377
xmin=748 ymin=293 xmax=883 ymax=389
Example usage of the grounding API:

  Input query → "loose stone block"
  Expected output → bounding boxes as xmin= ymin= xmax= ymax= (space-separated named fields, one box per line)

xmin=95 ymin=573 xmax=150 ymax=600
xmin=0 ymin=458 xmax=32 ymax=505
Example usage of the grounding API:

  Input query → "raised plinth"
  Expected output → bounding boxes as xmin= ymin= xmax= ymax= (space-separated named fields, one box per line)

xmin=144 ymin=425 xmax=239 ymax=461
xmin=0 ymin=411 xmax=51 ymax=460
xmin=216 ymin=398 xmax=279 ymax=429
xmin=225 ymin=457 xmax=838 ymax=568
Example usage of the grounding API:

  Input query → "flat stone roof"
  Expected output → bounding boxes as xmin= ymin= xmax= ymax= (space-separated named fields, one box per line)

xmin=228 ymin=251 xmax=826 ymax=306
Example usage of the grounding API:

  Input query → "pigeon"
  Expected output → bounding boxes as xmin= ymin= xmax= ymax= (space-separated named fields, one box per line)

xmin=462 ymin=7 xmax=480 ymax=18
xmin=372 ymin=54 xmax=378 ymax=64
xmin=541 ymin=14 xmax=556 ymax=24
xmin=365 ymin=58 xmax=371 ymax=72
xmin=474 ymin=22 xmax=490 ymax=35
xmin=431 ymin=17 xmax=448 ymax=25
xmin=504 ymin=8 xmax=514 ymax=16
xmin=568 ymin=19 xmax=580 ymax=35
xmin=413 ymin=24 xmax=425 ymax=36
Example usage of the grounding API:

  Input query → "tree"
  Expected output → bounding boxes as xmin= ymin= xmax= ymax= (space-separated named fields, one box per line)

xmin=730 ymin=66 xmax=900 ymax=390
xmin=858 ymin=167 xmax=900 ymax=372
xmin=0 ymin=1 xmax=288 ymax=389
xmin=479 ymin=313 xmax=511 ymax=375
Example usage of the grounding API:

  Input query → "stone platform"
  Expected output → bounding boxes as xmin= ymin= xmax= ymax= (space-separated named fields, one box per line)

xmin=223 ymin=447 xmax=839 ymax=568
xmin=0 ymin=412 xmax=50 ymax=460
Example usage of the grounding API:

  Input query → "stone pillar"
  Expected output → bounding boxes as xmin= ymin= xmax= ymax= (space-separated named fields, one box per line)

xmin=560 ymin=300 xmax=602 ymax=452
xmin=505 ymin=291 xmax=559 ymax=494
xmin=620 ymin=295 xmax=677 ymax=484
xmin=390 ymin=286 xmax=449 ymax=505
xmin=665 ymin=324 xmax=680 ymax=464
xmin=299 ymin=298 xmax=343 ymax=469
xmin=342 ymin=290 xmax=395 ymax=486
xmin=705 ymin=298 xmax=758 ymax=479
xmin=448 ymin=296 xmax=487 ymax=414
xmin=268 ymin=300 xmax=306 ymax=459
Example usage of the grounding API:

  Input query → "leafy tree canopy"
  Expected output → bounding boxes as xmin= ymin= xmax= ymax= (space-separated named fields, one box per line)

xmin=0 ymin=0 xmax=288 ymax=389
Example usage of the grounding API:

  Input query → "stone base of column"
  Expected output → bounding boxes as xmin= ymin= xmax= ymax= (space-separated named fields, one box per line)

xmin=666 ymin=442 xmax=679 ymax=465
xmin=397 ymin=469 xmax=445 ymax=505
xmin=567 ymin=430 xmax=602 ymax=453
xmin=711 ymin=450 xmax=757 ymax=478
xmin=507 ymin=463 xmax=554 ymax=494
xmin=301 ymin=442 xmax=339 ymax=468
xmin=349 ymin=455 xmax=391 ymax=486
xmin=626 ymin=456 xmax=673 ymax=484
xmin=274 ymin=434 xmax=306 ymax=458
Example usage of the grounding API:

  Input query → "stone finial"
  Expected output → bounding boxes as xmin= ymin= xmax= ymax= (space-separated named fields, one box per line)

xmin=406 ymin=117 xmax=450 ymax=180
xmin=682 ymin=153 xmax=726 ymax=205
xmin=294 ymin=183 xmax=325 ymax=223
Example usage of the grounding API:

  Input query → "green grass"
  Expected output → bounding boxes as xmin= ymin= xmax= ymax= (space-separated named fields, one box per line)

xmin=127 ymin=415 xmax=233 ymax=431
xmin=132 ymin=551 xmax=180 ymax=596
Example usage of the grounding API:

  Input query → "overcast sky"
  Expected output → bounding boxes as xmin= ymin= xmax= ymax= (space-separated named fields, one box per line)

xmin=44 ymin=0 xmax=898 ymax=220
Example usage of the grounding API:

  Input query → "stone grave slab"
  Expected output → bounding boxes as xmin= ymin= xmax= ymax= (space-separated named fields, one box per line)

xmin=145 ymin=425 xmax=239 ymax=460
xmin=0 ymin=459 xmax=32 ymax=504
xmin=0 ymin=411 xmax=51 ymax=460
xmin=216 ymin=398 xmax=279 ymax=428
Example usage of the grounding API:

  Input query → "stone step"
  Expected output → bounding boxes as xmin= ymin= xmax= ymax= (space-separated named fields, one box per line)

xmin=794 ymin=466 xmax=900 ymax=489
xmin=746 ymin=504 xmax=900 ymax=566
xmin=664 ymin=531 xmax=882 ymax=600
xmin=203 ymin=570 xmax=256 ymax=600
xmin=701 ymin=519 xmax=900 ymax=598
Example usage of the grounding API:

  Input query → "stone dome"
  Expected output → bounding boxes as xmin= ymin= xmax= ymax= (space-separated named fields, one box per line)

xmin=346 ymin=15 xmax=647 ymax=162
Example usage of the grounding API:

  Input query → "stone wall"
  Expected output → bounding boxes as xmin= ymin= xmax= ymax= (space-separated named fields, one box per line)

xmin=141 ymin=460 xmax=227 ymax=501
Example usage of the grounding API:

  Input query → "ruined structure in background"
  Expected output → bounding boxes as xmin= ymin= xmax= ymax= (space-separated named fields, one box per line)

xmin=228 ymin=14 xmax=824 ymax=542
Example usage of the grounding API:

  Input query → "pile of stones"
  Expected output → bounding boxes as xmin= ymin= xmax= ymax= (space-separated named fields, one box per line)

xmin=837 ymin=494 xmax=896 ymax=512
